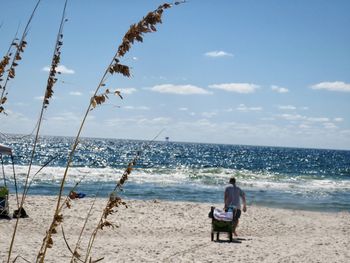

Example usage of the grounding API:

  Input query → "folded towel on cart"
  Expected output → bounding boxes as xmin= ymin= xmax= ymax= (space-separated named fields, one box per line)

xmin=213 ymin=208 xmax=233 ymax=222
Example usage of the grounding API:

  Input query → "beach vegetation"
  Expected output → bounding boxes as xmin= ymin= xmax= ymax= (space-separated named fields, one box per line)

xmin=1 ymin=0 xmax=185 ymax=261
xmin=6 ymin=0 xmax=68 ymax=262
xmin=1 ymin=1 xmax=184 ymax=262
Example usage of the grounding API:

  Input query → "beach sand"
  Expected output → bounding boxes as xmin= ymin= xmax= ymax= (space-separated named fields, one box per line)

xmin=1 ymin=195 xmax=349 ymax=262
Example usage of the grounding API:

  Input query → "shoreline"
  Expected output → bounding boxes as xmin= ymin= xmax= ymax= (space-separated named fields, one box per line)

xmin=1 ymin=195 xmax=349 ymax=262
xmin=4 ymin=191 xmax=349 ymax=213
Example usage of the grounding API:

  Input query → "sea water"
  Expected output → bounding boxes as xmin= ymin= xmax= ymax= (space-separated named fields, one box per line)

xmin=1 ymin=135 xmax=349 ymax=212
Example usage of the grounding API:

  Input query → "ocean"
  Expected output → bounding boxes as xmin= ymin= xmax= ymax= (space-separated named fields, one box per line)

xmin=1 ymin=135 xmax=350 ymax=212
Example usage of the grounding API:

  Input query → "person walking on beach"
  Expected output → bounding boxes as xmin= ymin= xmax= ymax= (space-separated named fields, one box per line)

xmin=224 ymin=177 xmax=247 ymax=236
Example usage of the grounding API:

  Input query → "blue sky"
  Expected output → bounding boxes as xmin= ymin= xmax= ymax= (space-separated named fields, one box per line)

xmin=1 ymin=0 xmax=349 ymax=150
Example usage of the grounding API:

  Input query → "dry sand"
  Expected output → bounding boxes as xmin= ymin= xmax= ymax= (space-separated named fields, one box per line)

xmin=1 ymin=195 xmax=349 ymax=263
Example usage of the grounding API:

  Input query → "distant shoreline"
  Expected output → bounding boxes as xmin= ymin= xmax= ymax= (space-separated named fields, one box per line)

xmin=2 ymin=132 xmax=350 ymax=152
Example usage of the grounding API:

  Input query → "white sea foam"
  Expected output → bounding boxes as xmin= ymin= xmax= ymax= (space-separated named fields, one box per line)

xmin=2 ymin=165 xmax=349 ymax=194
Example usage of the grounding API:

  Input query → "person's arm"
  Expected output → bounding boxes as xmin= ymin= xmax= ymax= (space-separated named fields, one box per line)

xmin=224 ymin=188 xmax=228 ymax=209
xmin=242 ymin=192 xmax=247 ymax=212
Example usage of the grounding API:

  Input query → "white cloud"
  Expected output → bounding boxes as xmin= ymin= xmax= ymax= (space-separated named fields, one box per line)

xmin=69 ymin=91 xmax=82 ymax=96
xmin=1 ymin=110 xmax=30 ymax=121
xmin=278 ymin=105 xmax=296 ymax=110
xmin=150 ymin=84 xmax=211 ymax=95
xmin=278 ymin=114 xmax=330 ymax=123
xmin=124 ymin=106 xmax=150 ymax=110
xmin=142 ymin=75 xmax=167 ymax=81
xmin=299 ymin=124 xmax=311 ymax=129
xmin=310 ymin=81 xmax=350 ymax=92
xmin=340 ymin=130 xmax=350 ymax=136
xmin=307 ymin=117 xmax=329 ymax=122
xmin=201 ymin=111 xmax=217 ymax=118
xmin=105 ymin=117 xmax=138 ymax=127
xmin=209 ymin=83 xmax=259 ymax=94
xmin=261 ymin=117 xmax=275 ymax=121
xmin=271 ymin=85 xmax=289 ymax=93
xmin=107 ymin=116 xmax=173 ymax=133
xmin=42 ymin=65 xmax=75 ymax=74
xmin=278 ymin=114 xmax=305 ymax=121
xmin=118 ymin=88 xmax=137 ymax=95
xmin=137 ymin=117 xmax=171 ymax=125
xmin=323 ymin=122 xmax=337 ymax=129
xmin=195 ymin=119 xmax=217 ymax=128
xmin=334 ymin=117 xmax=343 ymax=122
xmin=179 ymin=107 xmax=188 ymax=111
xmin=50 ymin=111 xmax=81 ymax=121
xmin=34 ymin=96 xmax=44 ymax=100
xmin=34 ymin=95 xmax=58 ymax=101
xmin=237 ymin=104 xmax=262 ymax=112
xmin=278 ymin=105 xmax=309 ymax=111
xmin=204 ymin=50 xmax=233 ymax=58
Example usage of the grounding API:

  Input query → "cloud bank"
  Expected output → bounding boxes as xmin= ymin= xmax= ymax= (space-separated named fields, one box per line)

xmin=118 ymin=88 xmax=137 ymax=95
xmin=69 ymin=91 xmax=82 ymax=96
xmin=271 ymin=85 xmax=289 ymax=93
xmin=42 ymin=65 xmax=75 ymax=74
xmin=150 ymin=84 xmax=211 ymax=95
xmin=204 ymin=50 xmax=233 ymax=58
xmin=209 ymin=83 xmax=259 ymax=94
xmin=237 ymin=104 xmax=262 ymax=112
xmin=310 ymin=81 xmax=350 ymax=92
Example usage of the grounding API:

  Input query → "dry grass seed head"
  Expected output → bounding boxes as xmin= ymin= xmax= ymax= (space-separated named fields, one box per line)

xmin=0 ymin=55 xmax=11 ymax=75
xmin=44 ymin=30 xmax=64 ymax=108
xmin=89 ymin=3 xmax=178 ymax=111
xmin=73 ymin=250 xmax=81 ymax=259
xmin=90 ymin=88 xmax=123 ymax=110
xmin=0 ymin=39 xmax=27 ymax=113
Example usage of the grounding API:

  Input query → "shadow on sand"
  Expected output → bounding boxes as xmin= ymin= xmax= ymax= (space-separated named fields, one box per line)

xmin=214 ymin=237 xmax=251 ymax=244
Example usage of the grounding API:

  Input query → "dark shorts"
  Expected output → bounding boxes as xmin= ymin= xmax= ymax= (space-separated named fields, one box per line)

xmin=234 ymin=209 xmax=242 ymax=220
xmin=224 ymin=208 xmax=241 ymax=220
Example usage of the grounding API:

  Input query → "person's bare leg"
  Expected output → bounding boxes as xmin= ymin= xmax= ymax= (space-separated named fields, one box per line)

xmin=233 ymin=219 xmax=239 ymax=236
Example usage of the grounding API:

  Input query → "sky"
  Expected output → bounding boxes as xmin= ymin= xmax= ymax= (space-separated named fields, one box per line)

xmin=0 ymin=0 xmax=350 ymax=150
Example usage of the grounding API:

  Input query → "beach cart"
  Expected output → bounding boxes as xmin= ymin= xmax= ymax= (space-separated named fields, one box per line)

xmin=209 ymin=206 xmax=237 ymax=242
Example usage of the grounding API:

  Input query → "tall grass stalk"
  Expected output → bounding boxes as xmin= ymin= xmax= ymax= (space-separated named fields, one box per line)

xmin=36 ymin=2 xmax=182 ymax=262
xmin=0 ymin=0 xmax=41 ymax=114
xmin=6 ymin=0 xmax=68 ymax=262
xmin=69 ymin=194 xmax=99 ymax=262
xmin=0 ymin=36 xmax=18 ymax=111
xmin=82 ymin=130 xmax=164 ymax=262
xmin=0 ymin=26 xmax=20 ymax=88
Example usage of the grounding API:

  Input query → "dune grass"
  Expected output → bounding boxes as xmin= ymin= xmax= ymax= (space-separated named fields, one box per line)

xmin=2 ymin=1 xmax=185 ymax=262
